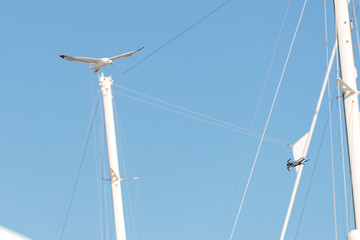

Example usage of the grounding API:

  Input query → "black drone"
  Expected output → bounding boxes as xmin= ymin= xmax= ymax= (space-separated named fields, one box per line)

xmin=287 ymin=157 xmax=309 ymax=171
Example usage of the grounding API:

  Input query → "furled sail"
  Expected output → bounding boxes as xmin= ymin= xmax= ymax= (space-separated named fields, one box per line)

xmin=291 ymin=132 xmax=309 ymax=173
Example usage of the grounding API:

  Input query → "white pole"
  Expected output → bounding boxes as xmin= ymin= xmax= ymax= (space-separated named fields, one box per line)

xmin=99 ymin=73 xmax=127 ymax=240
xmin=280 ymin=42 xmax=337 ymax=240
xmin=333 ymin=0 xmax=360 ymax=238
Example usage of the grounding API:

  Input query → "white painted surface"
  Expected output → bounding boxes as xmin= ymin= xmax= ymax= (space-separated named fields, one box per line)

xmin=348 ymin=230 xmax=360 ymax=240
xmin=0 ymin=226 xmax=31 ymax=240
xmin=334 ymin=0 xmax=360 ymax=231
xmin=99 ymin=73 xmax=127 ymax=240
xmin=291 ymin=132 xmax=309 ymax=173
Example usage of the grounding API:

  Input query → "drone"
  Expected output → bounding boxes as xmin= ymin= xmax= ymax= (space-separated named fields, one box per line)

xmin=287 ymin=157 xmax=309 ymax=171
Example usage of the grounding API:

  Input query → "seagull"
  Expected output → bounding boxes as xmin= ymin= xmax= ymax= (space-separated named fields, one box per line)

xmin=59 ymin=47 xmax=144 ymax=72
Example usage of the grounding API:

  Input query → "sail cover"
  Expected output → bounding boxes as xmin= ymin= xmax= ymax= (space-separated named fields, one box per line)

xmin=291 ymin=132 xmax=309 ymax=173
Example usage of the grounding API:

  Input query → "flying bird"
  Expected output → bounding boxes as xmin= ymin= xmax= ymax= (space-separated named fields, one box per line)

xmin=59 ymin=47 xmax=144 ymax=73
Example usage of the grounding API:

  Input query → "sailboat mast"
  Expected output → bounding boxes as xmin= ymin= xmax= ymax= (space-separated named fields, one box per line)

xmin=334 ymin=0 xmax=360 ymax=237
xmin=99 ymin=73 xmax=127 ymax=240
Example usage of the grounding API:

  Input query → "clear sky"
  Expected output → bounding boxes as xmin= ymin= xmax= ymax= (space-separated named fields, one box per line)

xmin=0 ymin=0 xmax=357 ymax=239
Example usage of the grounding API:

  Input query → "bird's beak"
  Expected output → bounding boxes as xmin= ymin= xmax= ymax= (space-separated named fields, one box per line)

xmin=110 ymin=62 xmax=114 ymax=65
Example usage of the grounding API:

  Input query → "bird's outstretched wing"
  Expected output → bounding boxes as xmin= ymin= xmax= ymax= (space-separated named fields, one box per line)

xmin=59 ymin=55 xmax=100 ymax=63
xmin=109 ymin=47 xmax=144 ymax=61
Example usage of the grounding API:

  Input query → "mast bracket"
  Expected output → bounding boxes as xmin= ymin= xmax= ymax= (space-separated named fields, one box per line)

xmin=337 ymin=78 xmax=359 ymax=95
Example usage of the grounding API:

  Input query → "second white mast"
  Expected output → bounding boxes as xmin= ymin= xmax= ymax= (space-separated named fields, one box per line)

xmin=99 ymin=73 xmax=127 ymax=240
xmin=334 ymin=0 xmax=360 ymax=238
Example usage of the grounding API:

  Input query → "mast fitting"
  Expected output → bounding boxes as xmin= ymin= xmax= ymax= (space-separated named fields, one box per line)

xmin=337 ymin=78 xmax=359 ymax=95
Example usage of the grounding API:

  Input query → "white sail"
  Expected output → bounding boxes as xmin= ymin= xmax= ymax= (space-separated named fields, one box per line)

xmin=291 ymin=132 xmax=309 ymax=173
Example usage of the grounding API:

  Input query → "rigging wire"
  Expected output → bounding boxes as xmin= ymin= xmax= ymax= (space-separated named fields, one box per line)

xmin=55 ymin=90 xmax=101 ymax=240
xmin=102 ymin=119 xmax=110 ymax=240
xmin=335 ymin=1 xmax=341 ymax=80
xmin=324 ymin=0 xmax=329 ymax=64
xmin=102 ymin=132 xmax=111 ymax=240
xmin=294 ymin=85 xmax=337 ymax=239
xmin=353 ymin=0 xmax=360 ymax=58
xmin=113 ymin=96 xmax=145 ymax=240
xmin=324 ymin=3 xmax=338 ymax=238
xmin=346 ymin=101 xmax=356 ymax=227
xmin=112 ymin=90 xmax=285 ymax=145
xmin=134 ymin=182 xmax=145 ymax=240
xmin=347 ymin=2 xmax=360 ymax=226
xmin=111 ymin=86 xmax=288 ymax=146
xmin=336 ymin=39 xmax=340 ymax=79
xmin=336 ymin=83 xmax=350 ymax=235
xmin=94 ymin=108 xmax=111 ymax=240
xmin=114 ymin=0 xmax=234 ymax=80
xmin=113 ymin=100 xmax=139 ymax=240
xmin=93 ymin=99 xmax=105 ymax=240
xmin=96 ymin=104 xmax=112 ymax=240
xmin=112 ymin=84 xmax=278 ymax=142
xmin=229 ymin=0 xmax=309 ymax=238
xmin=112 ymin=93 xmax=140 ymax=179
xmin=217 ymin=0 xmax=293 ymax=238
xmin=328 ymin=75 xmax=338 ymax=240
xmin=346 ymin=102 xmax=356 ymax=228
xmin=91 ymin=69 xmax=105 ymax=240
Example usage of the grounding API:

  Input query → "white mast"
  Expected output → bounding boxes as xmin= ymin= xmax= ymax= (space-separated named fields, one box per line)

xmin=99 ymin=73 xmax=127 ymax=240
xmin=333 ymin=0 xmax=360 ymax=239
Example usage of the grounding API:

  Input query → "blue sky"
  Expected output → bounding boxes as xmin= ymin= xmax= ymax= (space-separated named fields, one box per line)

xmin=0 ymin=0 xmax=357 ymax=239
